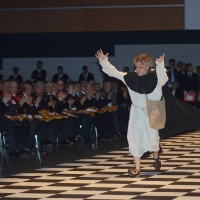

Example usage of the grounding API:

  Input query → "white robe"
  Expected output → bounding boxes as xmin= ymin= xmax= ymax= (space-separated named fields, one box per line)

xmin=100 ymin=58 xmax=168 ymax=157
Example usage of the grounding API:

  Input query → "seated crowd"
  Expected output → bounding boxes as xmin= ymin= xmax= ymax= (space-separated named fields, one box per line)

xmin=0 ymin=57 xmax=200 ymax=158
xmin=0 ymin=71 xmax=131 ymax=157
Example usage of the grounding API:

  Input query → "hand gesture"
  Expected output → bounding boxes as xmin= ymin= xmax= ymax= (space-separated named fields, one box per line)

xmin=67 ymin=98 xmax=75 ymax=106
xmin=107 ymin=90 xmax=113 ymax=100
xmin=35 ymin=96 xmax=42 ymax=106
xmin=156 ymin=54 xmax=165 ymax=63
xmin=95 ymin=49 xmax=109 ymax=61
xmin=57 ymin=92 xmax=67 ymax=100
xmin=86 ymin=90 xmax=94 ymax=99
xmin=20 ymin=96 xmax=29 ymax=105
xmin=2 ymin=94 xmax=11 ymax=103
xmin=26 ymin=96 xmax=32 ymax=104
xmin=48 ymin=100 xmax=56 ymax=107
xmin=80 ymin=96 xmax=87 ymax=105
xmin=95 ymin=91 xmax=101 ymax=100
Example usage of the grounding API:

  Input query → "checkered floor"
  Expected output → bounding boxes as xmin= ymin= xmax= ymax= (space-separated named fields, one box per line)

xmin=0 ymin=131 xmax=200 ymax=199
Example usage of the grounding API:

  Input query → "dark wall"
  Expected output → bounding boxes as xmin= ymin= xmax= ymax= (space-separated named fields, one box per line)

xmin=1 ymin=30 xmax=200 ymax=69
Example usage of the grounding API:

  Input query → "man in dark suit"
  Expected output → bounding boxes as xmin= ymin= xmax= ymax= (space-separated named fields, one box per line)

xmin=167 ymin=58 xmax=180 ymax=88
xmin=52 ymin=66 xmax=69 ymax=84
xmin=0 ymin=80 xmax=25 ymax=157
xmin=78 ymin=65 xmax=94 ymax=82
xmin=182 ymin=63 xmax=199 ymax=106
xmin=9 ymin=67 xmax=23 ymax=83
xmin=31 ymin=60 xmax=46 ymax=83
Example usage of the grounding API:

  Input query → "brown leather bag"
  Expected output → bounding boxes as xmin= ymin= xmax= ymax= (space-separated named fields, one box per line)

xmin=145 ymin=95 xmax=166 ymax=129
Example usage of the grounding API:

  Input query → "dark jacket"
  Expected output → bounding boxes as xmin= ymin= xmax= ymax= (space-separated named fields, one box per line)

xmin=182 ymin=72 xmax=199 ymax=92
xmin=167 ymin=69 xmax=180 ymax=82
xmin=52 ymin=73 xmax=69 ymax=84
xmin=9 ymin=74 xmax=23 ymax=83
xmin=79 ymin=72 xmax=94 ymax=82
xmin=31 ymin=69 xmax=46 ymax=82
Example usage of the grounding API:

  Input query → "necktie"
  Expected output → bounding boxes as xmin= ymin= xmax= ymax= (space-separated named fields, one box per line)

xmin=189 ymin=73 xmax=192 ymax=80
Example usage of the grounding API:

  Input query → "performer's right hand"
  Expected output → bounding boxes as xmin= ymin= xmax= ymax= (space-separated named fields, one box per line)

xmin=95 ymin=49 xmax=109 ymax=61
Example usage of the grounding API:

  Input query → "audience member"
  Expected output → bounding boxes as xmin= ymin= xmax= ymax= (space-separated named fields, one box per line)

xmin=167 ymin=58 xmax=180 ymax=88
xmin=52 ymin=66 xmax=69 ymax=84
xmin=123 ymin=66 xmax=129 ymax=73
xmin=31 ymin=61 xmax=46 ymax=83
xmin=78 ymin=65 xmax=94 ymax=82
xmin=57 ymin=80 xmax=65 ymax=92
xmin=9 ymin=67 xmax=23 ymax=83
xmin=182 ymin=63 xmax=199 ymax=106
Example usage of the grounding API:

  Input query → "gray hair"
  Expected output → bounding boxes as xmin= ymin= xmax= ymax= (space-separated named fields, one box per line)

xmin=45 ymin=81 xmax=54 ymax=88
xmin=34 ymin=81 xmax=45 ymax=90
xmin=22 ymin=83 xmax=32 ymax=92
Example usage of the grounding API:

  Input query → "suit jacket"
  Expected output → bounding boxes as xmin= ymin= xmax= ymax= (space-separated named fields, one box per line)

xmin=31 ymin=69 xmax=46 ymax=82
xmin=0 ymin=74 xmax=3 ymax=81
xmin=9 ymin=74 xmax=23 ymax=83
xmin=102 ymin=89 xmax=121 ymax=106
xmin=52 ymin=73 xmax=69 ymax=84
xmin=0 ymin=92 xmax=21 ymax=116
xmin=79 ymin=72 xmax=94 ymax=82
xmin=182 ymin=72 xmax=199 ymax=92
xmin=0 ymin=102 xmax=7 ymax=114
xmin=167 ymin=69 xmax=180 ymax=85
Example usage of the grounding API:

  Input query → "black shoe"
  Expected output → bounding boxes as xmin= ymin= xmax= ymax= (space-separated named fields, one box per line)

xmin=9 ymin=151 xmax=21 ymax=157
xmin=84 ymin=138 xmax=94 ymax=142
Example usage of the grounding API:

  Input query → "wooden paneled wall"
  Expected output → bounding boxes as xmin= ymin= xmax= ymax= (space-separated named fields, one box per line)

xmin=0 ymin=0 xmax=184 ymax=33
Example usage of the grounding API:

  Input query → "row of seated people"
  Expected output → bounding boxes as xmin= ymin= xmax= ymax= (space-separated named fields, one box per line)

xmin=0 ymin=79 xmax=130 ymax=157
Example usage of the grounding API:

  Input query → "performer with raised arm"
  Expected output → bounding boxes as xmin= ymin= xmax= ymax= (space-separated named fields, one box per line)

xmin=95 ymin=49 xmax=168 ymax=177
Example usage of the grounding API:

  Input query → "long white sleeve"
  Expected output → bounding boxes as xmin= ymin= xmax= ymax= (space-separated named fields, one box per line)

xmin=99 ymin=58 xmax=126 ymax=83
xmin=155 ymin=61 xmax=168 ymax=87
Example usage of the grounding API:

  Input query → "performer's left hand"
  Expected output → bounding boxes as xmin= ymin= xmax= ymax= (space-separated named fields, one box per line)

xmin=156 ymin=54 xmax=165 ymax=63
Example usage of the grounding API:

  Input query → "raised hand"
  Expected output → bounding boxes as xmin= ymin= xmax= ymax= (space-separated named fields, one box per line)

xmin=57 ymin=92 xmax=67 ymax=100
xmin=2 ymin=94 xmax=11 ymax=103
xmin=35 ymin=96 xmax=42 ymax=106
xmin=67 ymin=98 xmax=75 ymax=106
xmin=95 ymin=49 xmax=109 ymax=61
xmin=156 ymin=54 xmax=165 ymax=63
xmin=19 ymin=96 xmax=29 ymax=105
